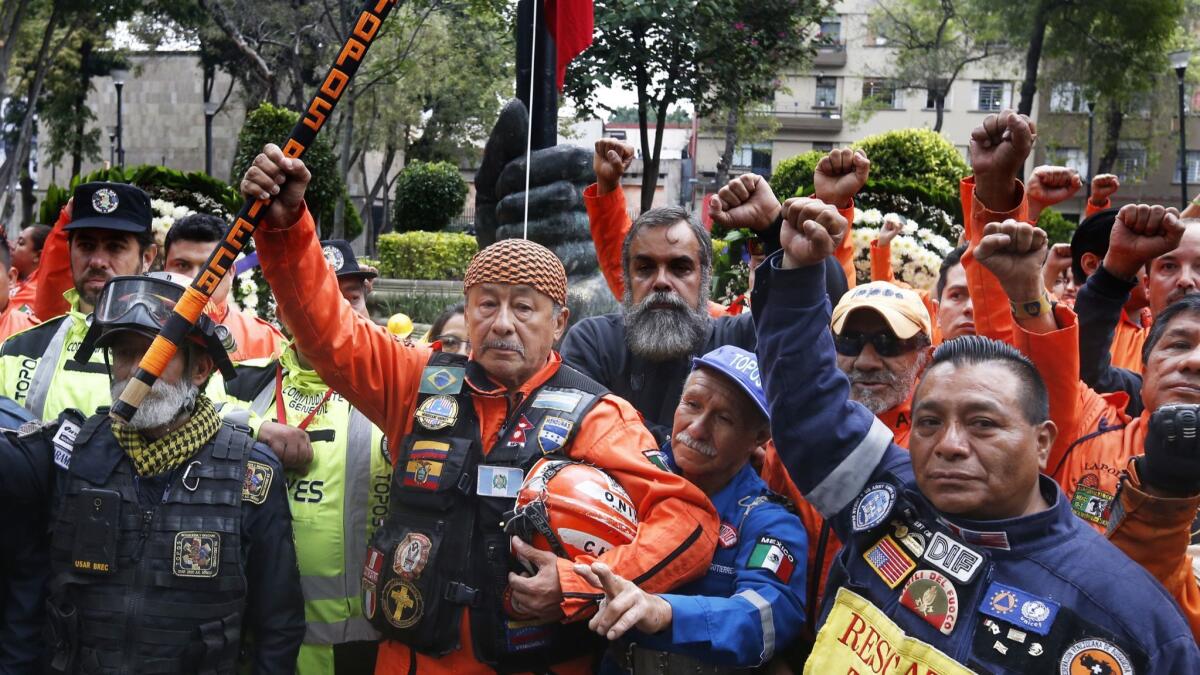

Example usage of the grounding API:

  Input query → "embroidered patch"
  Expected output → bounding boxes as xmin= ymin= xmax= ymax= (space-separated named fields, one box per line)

xmin=891 ymin=520 xmax=927 ymax=557
xmin=922 ymin=531 xmax=984 ymax=584
xmin=242 ymin=460 xmax=274 ymax=504
xmin=173 ymin=531 xmax=220 ymax=578
xmin=322 ymin=244 xmax=345 ymax=271
xmin=747 ymin=536 xmax=796 ymax=582
xmin=642 ymin=449 xmax=671 ymax=472
xmin=363 ymin=546 xmax=384 ymax=585
xmin=505 ymin=416 xmax=534 ymax=447
xmin=531 ymin=390 xmax=582 ymax=413
xmin=899 ymin=570 xmax=959 ymax=635
xmin=393 ymin=532 xmax=432 ymax=579
xmin=418 ymin=366 xmax=464 ymax=395
xmin=403 ymin=440 xmax=450 ymax=490
xmin=92 ymin=187 xmax=119 ymax=214
xmin=862 ymin=535 xmax=915 ymax=588
xmin=1059 ymin=638 xmax=1133 ymax=675
xmin=51 ymin=419 xmax=79 ymax=470
xmin=851 ymin=483 xmax=896 ymax=532
xmin=477 ymin=465 xmax=523 ymax=498
xmin=537 ymin=416 xmax=573 ymax=454
xmin=363 ymin=582 xmax=377 ymax=619
xmin=414 ymin=395 xmax=458 ymax=430
xmin=1070 ymin=483 xmax=1114 ymax=526
xmin=978 ymin=581 xmax=1060 ymax=636
xmin=382 ymin=578 xmax=423 ymax=629
xmin=718 ymin=522 xmax=739 ymax=548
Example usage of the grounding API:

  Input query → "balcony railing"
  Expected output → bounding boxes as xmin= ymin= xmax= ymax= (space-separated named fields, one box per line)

xmin=768 ymin=106 xmax=844 ymax=132
xmin=813 ymin=42 xmax=847 ymax=67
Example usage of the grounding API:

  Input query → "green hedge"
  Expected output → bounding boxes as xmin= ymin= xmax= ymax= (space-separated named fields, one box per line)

xmin=377 ymin=231 xmax=477 ymax=280
xmin=854 ymin=128 xmax=969 ymax=197
xmin=1038 ymin=208 xmax=1076 ymax=244
xmin=231 ymin=102 xmax=362 ymax=240
xmin=392 ymin=161 xmax=469 ymax=232
xmin=38 ymin=164 xmax=240 ymax=224
xmin=768 ymin=150 xmax=823 ymax=205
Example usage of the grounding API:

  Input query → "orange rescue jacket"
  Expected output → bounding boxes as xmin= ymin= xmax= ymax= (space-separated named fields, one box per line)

xmin=254 ymin=205 xmax=720 ymax=675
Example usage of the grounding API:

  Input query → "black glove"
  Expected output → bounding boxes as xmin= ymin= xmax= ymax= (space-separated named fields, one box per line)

xmin=1140 ymin=403 xmax=1200 ymax=495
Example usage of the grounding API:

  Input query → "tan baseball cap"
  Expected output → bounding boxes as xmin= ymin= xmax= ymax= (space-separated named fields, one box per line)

xmin=831 ymin=281 xmax=932 ymax=340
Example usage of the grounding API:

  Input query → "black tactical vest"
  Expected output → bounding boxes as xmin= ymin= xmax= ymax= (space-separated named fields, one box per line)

xmin=365 ymin=353 xmax=609 ymax=672
xmin=46 ymin=414 xmax=252 ymax=675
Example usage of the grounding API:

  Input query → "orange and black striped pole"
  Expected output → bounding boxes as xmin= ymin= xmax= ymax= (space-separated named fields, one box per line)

xmin=110 ymin=0 xmax=400 ymax=423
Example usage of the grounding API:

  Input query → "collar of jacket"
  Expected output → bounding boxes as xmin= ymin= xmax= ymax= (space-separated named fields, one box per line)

xmin=279 ymin=340 xmax=327 ymax=393
xmin=933 ymin=475 xmax=1077 ymax=557
xmin=63 ymin=288 xmax=87 ymax=322
xmin=464 ymin=350 xmax=563 ymax=399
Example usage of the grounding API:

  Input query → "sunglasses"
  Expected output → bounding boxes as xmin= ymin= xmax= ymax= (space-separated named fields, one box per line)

xmin=834 ymin=330 xmax=924 ymax=357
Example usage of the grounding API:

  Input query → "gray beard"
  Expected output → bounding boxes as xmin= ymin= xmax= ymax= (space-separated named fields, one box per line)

xmin=846 ymin=358 xmax=924 ymax=415
xmin=110 ymin=377 xmax=198 ymax=432
xmin=623 ymin=290 xmax=709 ymax=362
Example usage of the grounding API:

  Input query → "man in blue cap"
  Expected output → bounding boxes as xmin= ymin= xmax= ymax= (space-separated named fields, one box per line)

xmin=572 ymin=345 xmax=808 ymax=671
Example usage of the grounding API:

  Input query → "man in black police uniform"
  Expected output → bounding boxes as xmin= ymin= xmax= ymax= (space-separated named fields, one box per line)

xmin=0 ymin=272 xmax=304 ymax=674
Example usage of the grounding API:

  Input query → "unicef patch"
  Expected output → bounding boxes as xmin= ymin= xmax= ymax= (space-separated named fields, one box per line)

xmin=91 ymin=188 xmax=119 ymax=214
xmin=322 ymin=244 xmax=345 ymax=271
xmin=851 ymin=482 xmax=896 ymax=532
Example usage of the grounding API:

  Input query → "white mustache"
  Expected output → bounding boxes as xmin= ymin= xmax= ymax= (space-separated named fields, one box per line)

xmin=675 ymin=431 xmax=716 ymax=457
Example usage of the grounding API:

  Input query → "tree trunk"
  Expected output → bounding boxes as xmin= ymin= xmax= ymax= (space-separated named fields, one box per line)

xmin=0 ymin=2 xmax=61 ymax=227
xmin=71 ymin=36 xmax=92 ymax=178
xmin=933 ymin=93 xmax=945 ymax=132
xmin=332 ymin=98 xmax=354 ymax=239
xmin=1016 ymin=0 xmax=1051 ymax=116
xmin=18 ymin=167 xmax=33 ymax=227
xmin=1096 ymin=103 xmax=1124 ymax=175
xmin=713 ymin=106 xmax=739 ymax=190
xmin=0 ymin=0 xmax=31 ymax=104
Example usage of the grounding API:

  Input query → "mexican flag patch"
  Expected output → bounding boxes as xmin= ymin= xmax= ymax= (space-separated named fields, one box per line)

xmin=748 ymin=536 xmax=795 ymax=582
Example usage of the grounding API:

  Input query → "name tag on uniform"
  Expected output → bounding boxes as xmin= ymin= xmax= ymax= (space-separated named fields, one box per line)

xmin=52 ymin=420 xmax=80 ymax=470
xmin=477 ymin=466 xmax=523 ymax=498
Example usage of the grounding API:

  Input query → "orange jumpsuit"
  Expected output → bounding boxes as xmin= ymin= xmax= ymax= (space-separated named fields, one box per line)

xmin=0 ymin=302 xmax=37 ymax=341
xmin=1106 ymin=459 xmax=1200 ymax=642
xmin=8 ymin=277 xmax=36 ymax=316
xmin=254 ymin=205 xmax=719 ymax=675
xmin=207 ymin=300 xmax=284 ymax=362
xmin=1111 ymin=309 xmax=1149 ymax=374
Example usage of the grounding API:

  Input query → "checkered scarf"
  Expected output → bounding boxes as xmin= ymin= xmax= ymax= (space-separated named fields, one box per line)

xmin=112 ymin=394 xmax=221 ymax=476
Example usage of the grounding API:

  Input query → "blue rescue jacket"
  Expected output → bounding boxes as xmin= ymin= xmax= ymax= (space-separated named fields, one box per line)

xmin=611 ymin=445 xmax=808 ymax=669
xmin=752 ymin=252 xmax=1200 ymax=674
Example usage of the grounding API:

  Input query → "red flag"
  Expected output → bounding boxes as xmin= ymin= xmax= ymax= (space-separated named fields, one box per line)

xmin=545 ymin=0 xmax=594 ymax=91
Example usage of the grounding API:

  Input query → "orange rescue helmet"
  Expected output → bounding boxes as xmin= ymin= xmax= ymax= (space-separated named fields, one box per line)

xmin=503 ymin=458 xmax=639 ymax=561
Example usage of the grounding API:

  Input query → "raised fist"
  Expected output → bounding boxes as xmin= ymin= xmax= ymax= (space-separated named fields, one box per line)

xmin=974 ymin=219 xmax=1048 ymax=302
xmin=813 ymin=148 xmax=870 ymax=209
xmin=709 ymin=173 xmax=781 ymax=232
xmin=877 ymin=214 xmax=904 ymax=247
xmin=594 ymin=138 xmax=635 ymax=195
xmin=1141 ymin=403 xmax=1200 ymax=495
xmin=1027 ymin=166 xmax=1081 ymax=219
xmin=779 ymin=197 xmax=846 ymax=269
xmin=1102 ymin=203 xmax=1183 ymax=280
xmin=970 ymin=110 xmax=1036 ymax=211
xmin=1090 ymin=174 xmax=1120 ymax=206
xmin=1042 ymin=243 xmax=1073 ymax=296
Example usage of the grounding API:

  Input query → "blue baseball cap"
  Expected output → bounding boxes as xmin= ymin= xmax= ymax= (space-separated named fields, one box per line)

xmin=690 ymin=345 xmax=769 ymax=422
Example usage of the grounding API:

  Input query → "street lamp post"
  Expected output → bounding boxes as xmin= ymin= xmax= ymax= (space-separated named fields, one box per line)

xmin=1170 ymin=50 xmax=1191 ymax=210
xmin=204 ymin=100 xmax=219 ymax=176
xmin=111 ymin=68 xmax=129 ymax=167
xmin=1086 ymin=98 xmax=1095 ymax=201
xmin=107 ymin=126 xmax=117 ymax=167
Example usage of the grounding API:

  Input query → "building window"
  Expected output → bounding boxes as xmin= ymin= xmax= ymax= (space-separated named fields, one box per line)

xmin=924 ymin=86 xmax=950 ymax=110
xmin=977 ymin=81 xmax=1005 ymax=112
xmin=1175 ymin=150 xmax=1200 ymax=184
xmin=605 ymin=130 xmax=627 ymax=141
xmin=862 ymin=79 xmax=900 ymax=109
xmin=1047 ymin=147 xmax=1088 ymax=176
xmin=1049 ymin=82 xmax=1086 ymax=113
xmin=1116 ymin=143 xmax=1147 ymax=183
xmin=812 ymin=142 xmax=834 ymax=153
xmin=815 ymin=77 xmax=838 ymax=108
xmin=819 ymin=18 xmax=842 ymax=45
